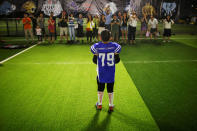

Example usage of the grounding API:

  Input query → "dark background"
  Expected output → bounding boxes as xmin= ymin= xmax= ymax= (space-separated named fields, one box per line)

xmin=0 ymin=0 xmax=196 ymax=19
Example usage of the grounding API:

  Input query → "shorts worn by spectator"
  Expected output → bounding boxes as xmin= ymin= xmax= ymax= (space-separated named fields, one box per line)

xmin=59 ymin=11 xmax=68 ymax=42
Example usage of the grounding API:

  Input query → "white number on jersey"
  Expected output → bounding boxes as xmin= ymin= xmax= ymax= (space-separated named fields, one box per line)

xmin=99 ymin=53 xmax=114 ymax=67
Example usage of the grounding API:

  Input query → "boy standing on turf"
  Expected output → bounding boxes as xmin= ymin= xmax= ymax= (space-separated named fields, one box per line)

xmin=91 ymin=30 xmax=121 ymax=112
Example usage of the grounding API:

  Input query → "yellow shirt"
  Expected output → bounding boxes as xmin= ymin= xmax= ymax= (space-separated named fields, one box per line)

xmin=86 ymin=21 xmax=94 ymax=31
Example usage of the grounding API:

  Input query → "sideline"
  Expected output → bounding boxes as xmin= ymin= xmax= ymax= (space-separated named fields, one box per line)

xmin=0 ymin=43 xmax=40 ymax=64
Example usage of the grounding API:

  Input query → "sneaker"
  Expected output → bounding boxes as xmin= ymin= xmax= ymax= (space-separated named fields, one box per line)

xmin=163 ymin=40 xmax=166 ymax=43
xmin=95 ymin=102 xmax=102 ymax=110
xmin=108 ymin=105 xmax=114 ymax=113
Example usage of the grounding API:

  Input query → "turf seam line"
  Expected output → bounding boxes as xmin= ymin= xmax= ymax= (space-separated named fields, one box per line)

xmin=0 ymin=42 xmax=40 ymax=64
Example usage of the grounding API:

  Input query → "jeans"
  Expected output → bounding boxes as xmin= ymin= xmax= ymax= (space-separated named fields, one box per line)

xmin=68 ymin=26 xmax=75 ymax=41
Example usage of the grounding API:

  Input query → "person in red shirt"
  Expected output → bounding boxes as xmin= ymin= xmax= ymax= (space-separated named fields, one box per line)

xmin=22 ymin=13 xmax=34 ymax=42
xmin=48 ymin=16 xmax=55 ymax=43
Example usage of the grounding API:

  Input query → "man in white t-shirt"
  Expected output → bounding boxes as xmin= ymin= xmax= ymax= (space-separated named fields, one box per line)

xmin=148 ymin=15 xmax=158 ymax=40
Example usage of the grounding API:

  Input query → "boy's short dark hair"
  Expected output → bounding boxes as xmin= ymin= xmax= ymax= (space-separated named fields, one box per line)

xmin=101 ymin=30 xmax=111 ymax=42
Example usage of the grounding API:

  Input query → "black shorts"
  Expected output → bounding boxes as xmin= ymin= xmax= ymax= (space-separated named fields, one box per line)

xmin=97 ymin=77 xmax=114 ymax=93
xmin=42 ymin=28 xmax=45 ymax=35
xmin=150 ymin=28 xmax=157 ymax=34
xmin=163 ymin=29 xmax=171 ymax=37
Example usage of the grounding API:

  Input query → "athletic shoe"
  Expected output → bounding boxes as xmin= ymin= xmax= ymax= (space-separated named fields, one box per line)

xmin=108 ymin=105 xmax=114 ymax=113
xmin=95 ymin=102 xmax=102 ymax=110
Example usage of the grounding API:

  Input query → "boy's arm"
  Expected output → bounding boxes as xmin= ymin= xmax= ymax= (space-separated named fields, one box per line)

xmin=91 ymin=45 xmax=98 ymax=64
xmin=114 ymin=44 xmax=121 ymax=64
xmin=115 ymin=54 xmax=120 ymax=64
xmin=93 ymin=55 xmax=98 ymax=64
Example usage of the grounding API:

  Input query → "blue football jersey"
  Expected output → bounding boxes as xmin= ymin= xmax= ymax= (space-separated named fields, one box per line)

xmin=91 ymin=42 xmax=121 ymax=83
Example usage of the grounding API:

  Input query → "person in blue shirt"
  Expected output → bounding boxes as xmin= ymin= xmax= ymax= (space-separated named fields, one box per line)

xmin=91 ymin=30 xmax=121 ymax=112
xmin=77 ymin=14 xmax=84 ymax=43
xmin=68 ymin=13 xmax=75 ymax=43
xmin=103 ymin=5 xmax=113 ymax=31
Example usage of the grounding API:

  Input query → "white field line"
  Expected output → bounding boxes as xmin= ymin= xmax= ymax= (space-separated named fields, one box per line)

xmin=124 ymin=59 xmax=197 ymax=64
xmin=7 ymin=59 xmax=197 ymax=65
xmin=0 ymin=43 xmax=40 ymax=64
xmin=136 ymin=38 xmax=197 ymax=40
xmin=8 ymin=62 xmax=93 ymax=65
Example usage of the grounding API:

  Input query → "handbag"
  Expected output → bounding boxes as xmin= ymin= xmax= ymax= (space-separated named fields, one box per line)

xmin=146 ymin=31 xmax=150 ymax=37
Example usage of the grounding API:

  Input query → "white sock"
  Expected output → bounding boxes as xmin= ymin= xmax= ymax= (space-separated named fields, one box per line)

xmin=98 ymin=92 xmax=103 ymax=105
xmin=108 ymin=93 xmax=114 ymax=107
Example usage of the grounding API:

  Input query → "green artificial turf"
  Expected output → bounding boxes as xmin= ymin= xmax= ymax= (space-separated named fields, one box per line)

xmin=0 ymin=38 xmax=35 ymax=61
xmin=121 ymin=37 xmax=197 ymax=131
xmin=0 ymin=35 xmax=197 ymax=131
xmin=0 ymin=44 xmax=159 ymax=131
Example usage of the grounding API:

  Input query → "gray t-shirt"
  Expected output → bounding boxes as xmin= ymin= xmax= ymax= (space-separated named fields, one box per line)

xmin=111 ymin=19 xmax=120 ymax=31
